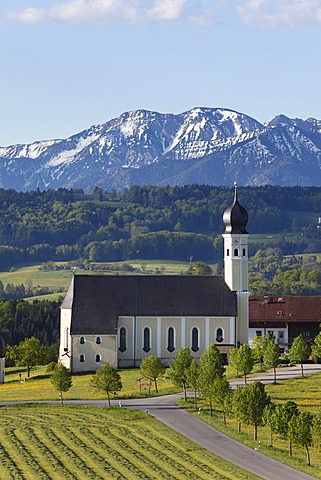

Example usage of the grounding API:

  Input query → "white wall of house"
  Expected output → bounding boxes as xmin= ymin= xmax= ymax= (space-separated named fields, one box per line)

xmin=248 ymin=326 xmax=288 ymax=350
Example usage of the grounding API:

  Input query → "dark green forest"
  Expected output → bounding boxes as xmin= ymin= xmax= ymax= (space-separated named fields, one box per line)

xmin=1 ymin=184 xmax=321 ymax=269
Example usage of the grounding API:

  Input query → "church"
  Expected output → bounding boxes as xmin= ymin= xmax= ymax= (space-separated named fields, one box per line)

xmin=59 ymin=184 xmax=250 ymax=372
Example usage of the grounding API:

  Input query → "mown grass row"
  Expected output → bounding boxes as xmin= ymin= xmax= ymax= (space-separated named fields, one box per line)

xmin=0 ymin=405 xmax=259 ymax=480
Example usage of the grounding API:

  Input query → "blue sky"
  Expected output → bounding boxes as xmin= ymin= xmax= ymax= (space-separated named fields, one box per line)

xmin=1 ymin=0 xmax=321 ymax=146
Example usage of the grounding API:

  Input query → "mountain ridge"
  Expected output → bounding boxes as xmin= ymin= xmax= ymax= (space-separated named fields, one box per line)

xmin=1 ymin=107 xmax=321 ymax=192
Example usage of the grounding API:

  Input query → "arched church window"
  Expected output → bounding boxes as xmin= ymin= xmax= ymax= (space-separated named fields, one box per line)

xmin=119 ymin=327 xmax=127 ymax=353
xmin=64 ymin=327 xmax=69 ymax=352
xmin=79 ymin=354 xmax=85 ymax=363
xmin=96 ymin=336 xmax=101 ymax=345
xmin=215 ymin=327 xmax=224 ymax=343
xmin=243 ymin=248 xmax=246 ymax=256
xmin=95 ymin=354 xmax=101 ymax=363
xmin=143 ymin=327 xmax=151 ymax=353
xmin=79 ymin=336 xmax=85 ymax=345
xmin=191 ymin=327 xmax=199 ymax=352
xmin=227 ymin=248 xmax=230 ymax=257
xmin=234 ymin=248 xmax=239 ymax=256
xmin=167 ymin=327 xmax=175 ymax=353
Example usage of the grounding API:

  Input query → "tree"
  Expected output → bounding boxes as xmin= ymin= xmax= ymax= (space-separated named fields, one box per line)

xmin=263 ymin=403 xmax=278 ymax=446
xmin=15 ymin=337 xmax=48 ymax=377
xmin=311 ymin=410 xmax=321 ymax=452
xmin=288 ymin=334 xmax=311 ymax=377
xmin=168 ymin=347 xmax=192 ymax=401
xmin=140 ymin=355 xmax=165 ymax=393
xmin=185 ymin=359 xmax=200 ymax=408
xmin=229 ymin=344 xmax=254 ymax=384
xmin=274 ymin=401 xmax=299 ymax=456
xmin=90 ymin=363 xmax=122 ymax=407
xmin=210 ymin=376 xmax=232 ymax=425
xmin=233 ymin=381 xmax=270 ymax=440
xmin=250 ymin=334 xmax=264 ymax=371
xmin=50 ymin=362 xmax=72 ymax=405
xmin=311 ymin=331 xmax=321 ymax=360
xmin=199 ymin=343 xmax=225 ymax=415
xmin=288 ymin=411 xmax=313 ymax=465
xmin=263 ymin=340 xmax=280 ymax=384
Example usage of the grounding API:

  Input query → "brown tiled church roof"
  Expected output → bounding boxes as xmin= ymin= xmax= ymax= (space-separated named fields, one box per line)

xmin=250 ymin=295 xmax=321 ymax=323
xmin=63 ymin=275 xmax=237 ymax=335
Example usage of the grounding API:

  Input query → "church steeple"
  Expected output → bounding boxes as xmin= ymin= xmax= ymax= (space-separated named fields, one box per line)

xmin=223 ymin=182 xmax=248 ymax=234
xmin=222 ymin=184 xmax=249 ymax=345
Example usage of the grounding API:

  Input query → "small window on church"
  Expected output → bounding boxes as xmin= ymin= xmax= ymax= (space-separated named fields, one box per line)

xmin=95 ymin=354 xmax=101 ymax=363
xmin=79 ymin=354 xmax=85 ymax=363
xmin=143 ymin=327 xmax=151 ymax=353
xmin=234 ymin=248 xmax=239 ymax=256
xmin=216 ymin=327 xmax=224 ymax=343
xmin=227 ymin=248 xmax=230 ymax=257
xmin=119 ymin=327 xmax=127 ymax=352
xmin=167 ymin=327 xmax=175 ymax=353
xmin=191 ymin=327 xmax=199 ymax=352
xmin=243 ymin=248 xmax=246 ymax=256
xmin=96 ymin=336 xmax=101 ymax=345
xmin=79 ymin=337 xmax=85 ymax=345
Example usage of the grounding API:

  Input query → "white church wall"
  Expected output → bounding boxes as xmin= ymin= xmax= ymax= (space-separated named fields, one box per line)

xmin=72 ymin=334 xmax=117 ymax=372
xmin=59 ymin=308 xmax=72 ymax=370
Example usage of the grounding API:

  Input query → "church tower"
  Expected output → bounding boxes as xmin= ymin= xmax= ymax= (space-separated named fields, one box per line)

xmin=222 ymin=183 xmax=249 ymax=345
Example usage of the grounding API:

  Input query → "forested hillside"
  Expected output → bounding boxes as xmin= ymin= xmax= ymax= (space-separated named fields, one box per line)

xmin=1 ymin=184 xmax=321 ymax=269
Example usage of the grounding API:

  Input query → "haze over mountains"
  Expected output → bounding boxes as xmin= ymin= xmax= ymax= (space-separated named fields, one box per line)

xmin=1 ymin=107 xmax=321 ymax=192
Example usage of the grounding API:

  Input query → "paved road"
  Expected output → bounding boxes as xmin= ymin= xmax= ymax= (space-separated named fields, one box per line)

xmin=1 ymin=364 xmax=320 ymax=479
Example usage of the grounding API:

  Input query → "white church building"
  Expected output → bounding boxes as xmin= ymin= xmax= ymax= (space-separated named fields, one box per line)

xmin=59 ymin=184 xmax=250 ymax=372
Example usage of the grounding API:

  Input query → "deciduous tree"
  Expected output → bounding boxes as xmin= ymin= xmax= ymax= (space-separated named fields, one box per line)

xmin=50 ymin=362 xmax=72 ymax=405
xmin=90 ymin=363 xmax=122 ymax=407
xmin=288 ymin=411 xmax=313 ymax=465
xmin=288 ymin=334 xmax=311 ymax=377
xmin=140 ymin=355 xmax=165 ymax=393
xmin=168 ymin=347 xmax=192 ymax=401
xmin=229 ymin=344 xmax=254 ymax=384
xmin=15 ymin=337 xmax=48 ymax=377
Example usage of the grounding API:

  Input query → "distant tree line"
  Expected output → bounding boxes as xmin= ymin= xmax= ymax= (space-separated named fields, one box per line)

xmin=1 ymin=185 xmax=321 ymax=268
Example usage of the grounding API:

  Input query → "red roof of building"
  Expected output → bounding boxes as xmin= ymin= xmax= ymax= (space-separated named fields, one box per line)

xmin=250 ymin=295 xmax=321 ymax=323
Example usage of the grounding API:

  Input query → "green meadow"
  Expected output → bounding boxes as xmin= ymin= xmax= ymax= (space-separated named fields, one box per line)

xmin=0 ymin=367 xmax=259 ymax=480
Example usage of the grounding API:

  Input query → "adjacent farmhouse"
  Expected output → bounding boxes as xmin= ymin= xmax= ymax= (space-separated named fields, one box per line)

xmin=249 ymin=295 xmax=321 ymax=352
xmin=59 ymin=184 xmax=250 ymax=372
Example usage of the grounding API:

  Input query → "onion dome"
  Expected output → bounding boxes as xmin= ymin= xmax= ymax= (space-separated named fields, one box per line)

xmin=223 ymin=182 xmax=248 ymax=234
xmin=0 ymin=336 xmax=6 ymax=357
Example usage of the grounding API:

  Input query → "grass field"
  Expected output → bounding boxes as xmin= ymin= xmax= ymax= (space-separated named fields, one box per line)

xmin=0 ymin=404 xmax=259 ymax=480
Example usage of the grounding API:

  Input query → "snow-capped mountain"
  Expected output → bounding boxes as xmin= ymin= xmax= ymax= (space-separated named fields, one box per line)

xmin=1 ymin=107 xmax=321 ymax=192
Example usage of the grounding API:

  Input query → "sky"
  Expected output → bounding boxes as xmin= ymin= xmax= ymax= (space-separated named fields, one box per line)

xmin=1 ymin=0 xmax=321 ymax=146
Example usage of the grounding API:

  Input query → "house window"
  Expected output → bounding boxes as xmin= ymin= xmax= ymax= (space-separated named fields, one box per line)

xmin=277 ymin=311 xmax=283 ymax=316
xmin=96 ymin=336 xmax=101 ymax=345
xmin=79 ymin=354 xmax=85 ymax=363
xmin=167 ymin=327 xmax=175 ymax=353
xmin=215 ymin=327 xmax=224 ymax=343
xmin=79 ymin=336 xmax=85 ymax=345
xmin=119 ymin=327 xmax=127 ymax=353
xmin=143 ymin=327 xmax=151 ymax=353
xmin=95 ymin=354 xmax=101 ymax=363
xmin=305 ymin=332 xmax=310 ymax=337
xmin=191 ymin=327 xmax=199 ymax=352
xmin=278 ymin=331 xmax=284 ymax=339
xmin=234 ymin=248 xmax=239 ymax=256
xmin=256 ymin=330 xmax=262 ymax=336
